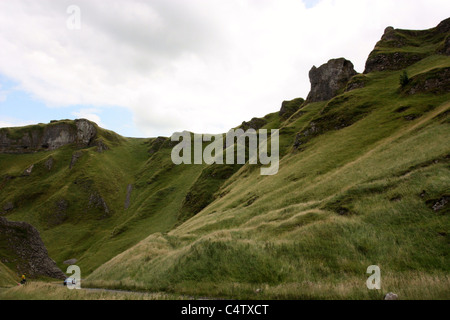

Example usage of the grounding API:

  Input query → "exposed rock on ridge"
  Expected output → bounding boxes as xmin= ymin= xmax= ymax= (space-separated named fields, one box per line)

xmin=364 ymin=51 xmax=425 ymax=74
xmin=306 ymin=58 xmax=357 ymax=103
xmin=436 ymin=17 xmax=450 ymax=34
xmin=401 ymin=67 xmax=450 ymax=95
xmin=240 ymin=117 xmax=267 ymax=131
xmin=279 ymin=98 xmax=305 ymax=119
xmin=364 ymin=18 xmax=450 ymax=73
xmin=0 ymin=119 xmax=97 ymax=154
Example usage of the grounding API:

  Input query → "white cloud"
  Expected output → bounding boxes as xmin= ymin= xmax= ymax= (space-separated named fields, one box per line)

xmin=0 ymin=0 xmax=449 ymax=136
xmin=0 ymin=116 xmax=35 ymax=129
xmin=72 ymin=108 xmax=104 ymax=128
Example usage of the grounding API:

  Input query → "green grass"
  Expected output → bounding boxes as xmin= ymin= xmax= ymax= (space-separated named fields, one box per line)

xmin=84 ymin=47 xmax=450 ymax=299
xmin=0 ymin=261 xmax=18 ymax=287
xmin=1 ymin=23 xmax=449 ymax=300
xmin=0 ymin=282 xmax=182 ymax=300
xmin=0 ymin=127 xmax=205 ymax=275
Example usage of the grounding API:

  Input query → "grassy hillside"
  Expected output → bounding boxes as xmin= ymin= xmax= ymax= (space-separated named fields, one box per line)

xmin=86 ymin=26 xmax=450 ymax=299
xmin=1 ymin=20 xmax=449 ymax=299
xmin=0 ymin=261 xmax=18 ymax=287
xmin=0 ymin=124 xmax=208 ymax=276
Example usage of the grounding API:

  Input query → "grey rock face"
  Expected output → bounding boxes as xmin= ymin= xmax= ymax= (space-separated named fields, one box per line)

xmin=240 ymin=117 xmax=267 ymax=131
xmin=380 ymin=26 xmax=406 ymax=47
xmin=0 ymin=119 xmax=97 ymax=154
xmin=63 ymin=259 xmax=78 ymax=265
xmin=384 ymin=292 xmax=399 ymax=300
xmin=432 ymin=196 xmax=449 ymax=212
xmin=0 ymin=217 xmax=66 ymax=279
xmin=306 ymin=58 xmax=357 ymax=103
xmin=436 ymin=17 xmax=450 ymax=34
xmin=22 ymin=164 xmax=34 ymax=176
xmin=436 ymin=18 xmax=450 ymax=56
xmin=75 ymin=119 xmax=97 ymax=147
xmin=364 ymin=18 xmax=450 ymax=73
xmin=279 ymin=98 xmax=305 ymax=120
xmin=89 ymin=193 xmax=110 ymax=219
xmin=364 ymin=51 xmax=425 ymax=74
xmin=70 ymin=151 xmax=83 ymax=170
xmin=45 ymin=157 xmax=54 ymax=171
xmin=402 ymin=67 xmax=450 ymax=95
xmin=96 ymin=139 xmax=109 ymax=153
xmin=124 ymin=184 xmax=133 ymax=210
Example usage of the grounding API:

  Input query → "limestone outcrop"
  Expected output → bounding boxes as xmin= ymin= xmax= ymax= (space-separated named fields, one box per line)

xmin=0 ymin=119 xmax=97 ymax=154
xmin=0 ymin=217 xmax=66 ymax=279
xmin=306 ymin=58 xmax=357 ymax=103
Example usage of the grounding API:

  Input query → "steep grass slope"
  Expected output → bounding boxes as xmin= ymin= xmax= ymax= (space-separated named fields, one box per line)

xmin=86 ymin=22 xmax=450 ymax=299
xmin=0 ymin=261 xmax=18 ymax=287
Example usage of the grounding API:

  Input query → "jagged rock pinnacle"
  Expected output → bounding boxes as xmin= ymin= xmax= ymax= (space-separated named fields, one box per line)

xmin=306 ymin=58 xmax=357 ymax=103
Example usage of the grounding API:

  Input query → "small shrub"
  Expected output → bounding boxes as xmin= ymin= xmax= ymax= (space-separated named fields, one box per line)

xmin=399 ymin=71 xmax=410 ymax=87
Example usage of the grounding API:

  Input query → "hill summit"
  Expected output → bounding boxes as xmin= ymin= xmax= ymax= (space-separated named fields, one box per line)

xmin=0 ymin=119 xmax=97 ymax=154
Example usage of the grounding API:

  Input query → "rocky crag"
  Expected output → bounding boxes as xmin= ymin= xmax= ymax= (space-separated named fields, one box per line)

xmin=307 ymin=58 xmax=357 ymax=102
xmin=365 ymin=17 xmax=450 ymax=73
xmin=0 ymin=119 xmax=97 ymax=154
xmin=0 ymin=217 xmax=66 ymax=279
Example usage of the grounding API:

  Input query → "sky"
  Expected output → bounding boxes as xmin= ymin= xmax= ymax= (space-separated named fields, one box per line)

xmin=0 ymin=0 xmax=449 ymax=137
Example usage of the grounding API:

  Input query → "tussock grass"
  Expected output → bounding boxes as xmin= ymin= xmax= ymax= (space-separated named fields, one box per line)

xmin=87 ymin=55 xmax=450 ymax=299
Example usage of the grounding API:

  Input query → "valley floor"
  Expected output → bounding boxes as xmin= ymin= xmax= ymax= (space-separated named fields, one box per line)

xmin=1 ymin=272 xmax=449 ymax=300
xmin=0 ymin=282 xmax=184 ymax=300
